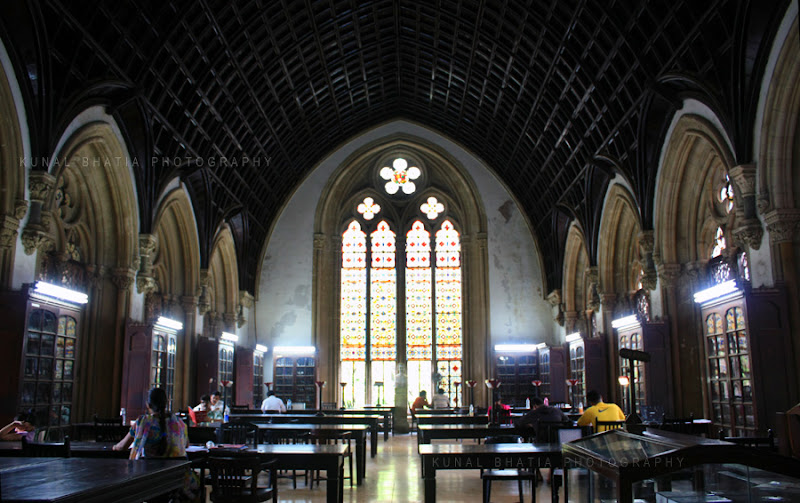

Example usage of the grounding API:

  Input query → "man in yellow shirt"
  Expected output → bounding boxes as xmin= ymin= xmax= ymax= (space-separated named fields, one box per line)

xmin=577 ymin=390 xmax=625 ymax=430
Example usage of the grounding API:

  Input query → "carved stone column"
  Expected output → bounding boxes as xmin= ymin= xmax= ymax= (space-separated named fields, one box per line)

xmin=136 ymin=234 xmax=158 ymax=295
xmin=638 ymin=231 xmax=658 ymax=291
xmin=198 ymin=269 xmax=212 ymax=316
xmin=729 ymin=164 xmax=763 ymax=249
xmin=181 ymin=295 xmax=199 ymax=405
xmin=110 ymin=267 xmax=135 ymax=413
xmin=21 ymin=171 xmax=56 ymax=255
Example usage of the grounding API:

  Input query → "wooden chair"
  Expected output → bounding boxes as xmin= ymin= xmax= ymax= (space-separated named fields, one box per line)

xmin=481 ymin=435 xmax=538 ymax=503
xmin=217 ymin=422 xmax=258 ymax=447
xmin=307 ymin=430 xmax=353 ymax=488
xmin=595 ymin=419 xmax=625 ymax=432
xmin=93 ymin=414 xmax=125 ymax=442
xmin=551 ymin=427 xmax=584 ymax=503
xmin=21 ymin=435 xmax=71 ymax=457
xmin=207 ymin=453 xmax=277 ymax=503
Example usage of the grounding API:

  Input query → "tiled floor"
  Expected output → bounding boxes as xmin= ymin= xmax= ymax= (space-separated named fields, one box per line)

xmin=225 ymin=433 xmax=574 ymax=503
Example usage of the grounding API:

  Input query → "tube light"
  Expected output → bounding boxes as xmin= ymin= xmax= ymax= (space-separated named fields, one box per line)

xmin=494 ymin=344 xmax=539 ymax=352
xmin=273 ymin=346 xmax=316 ymax=355
xmin=535 ymin=342 xmax=547 ymax=350
xmin=33 ymin=281 xmax=88 ymax=305
xmin=611 ymin=315 xmax=639 ymax=330
xmin=565 ymin=332 xmax=582 ymax=343
xmin=255 ymin=344 xmax=268 ymax=354
xmin=693 ymin=280 xmax=739 ymax=304
xmin=155 ymin=316 xmax=183 ymax=331
xmin=221 ymin=332 xmax=239 ymax=343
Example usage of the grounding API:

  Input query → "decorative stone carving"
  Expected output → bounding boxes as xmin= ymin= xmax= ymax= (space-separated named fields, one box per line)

xmin=84 ymin=264 xmax=105 ymax=290
xmin=223 ymin=312 xmax=237 ymax=332
xmin=657 ymin=263 xmax=682 ymax=288
xmin=638 ymin=230 xmax=658 ymax=291
xmin=136 ymin=275 xmax=158 ymax=295
xmin=546 ymin=290 xmax=561 ymax=306
xmin=181 ymin=295 xmax=198 ymax=314
xmin=198 ymin=269 xmax=212 ymax=315
xmin=313 ymin=233 xmax=326 ymax=250
xmin=111 ymin=268 xmax=135 ymax=292
xmin=28 ymin=171 xmax=56 ymax=203
xmin=765 ymin=209 xmax=800 ymax=244
xmin=585 ymin=266 xmax=600 ymax=310
xmin=21 ymin=230 xmax=54 ymax=255
xmin=239 ymin=290 xmax=255 ymax=309
xmin=732 ymin=219 xmax=763 ymax=250
xmin=757 ymin=191 xmax=771 ymax=215
xmin=0 ymin=215 xmax=20 ymax=249
xmin=729 ymin=164 xmax=757 ymax=197
xmin=14 ymin=200 xmax=28 ymax=221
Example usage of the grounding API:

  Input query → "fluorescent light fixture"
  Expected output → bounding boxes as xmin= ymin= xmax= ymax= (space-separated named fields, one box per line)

xmin=155 ymin=316 xmax=183 ymax=331
xmin=618 ymin=375 xmax=630 ymax=386
xmin=494 ymin=344 xmax=539 ymax=352
xmin=611 ymin=315 xmax=639 ymax=329
xmin=255 ymin=344 xmax=268 ymax=354
xmin=693 ymin=280 xmax=739 ymax=304
xmin=33 ymin=281 xmax=88 ymax=305
xmin=273 ymin=346 xmax=316 ymax=355
xmin=221 ymin=332 xmax=239 ymax=343
xmin=535 ymin=342 xmax=547 ymax=350
xmin=565 ymin=332 xmax=582 ymax=343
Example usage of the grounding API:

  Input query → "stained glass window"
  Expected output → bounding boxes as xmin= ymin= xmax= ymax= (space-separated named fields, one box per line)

xmin=380 ymin=158 xmax=421 ymax=195
xmin=339 ymin=193 xmax=462 ymax=407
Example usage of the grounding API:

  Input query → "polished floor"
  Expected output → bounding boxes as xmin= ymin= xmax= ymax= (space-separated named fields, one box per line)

xmin=220 ymin=433 xmax=574 ymax=503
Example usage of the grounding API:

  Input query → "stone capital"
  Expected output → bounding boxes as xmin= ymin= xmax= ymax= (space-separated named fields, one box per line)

xmin=28 ymin=171 xmax=56 ymax=203
xmin=139 ymin=234 xmax=157 ymax=257
xmin=14 ymin=200 xmax=28 ymax=221
xmin=0 ymin=215 xmax=20 ymax=249
xmin=729 ymin=164 xmax=757 ymax=197
xmin=181 ymin=295 xmax=199 ymax=313
xmin=546 ymin=289 xmax=561 ymax=306
xmin=764 ymin=209 xmax=800 ymax=244
xmin=732 ymin=219 xmax=763 ymax=250
xmin=657 ymin=263 xmax=682 ymax=288
xmin=638 ymin=230 xmax=655 ymax=253
xmin=136 ymin=274 xmax=158 ymax=295
xmin=21 ymin=227 xmax=54 ymax=255
xmin=239 ymin=290 xmax=255 ymax=308
xmin=111 ymin=268 xmax=136 ymax=292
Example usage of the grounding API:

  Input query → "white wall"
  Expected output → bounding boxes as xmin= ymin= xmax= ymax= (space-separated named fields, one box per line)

xmin=256 ymin=121 xmax=552 ymax=376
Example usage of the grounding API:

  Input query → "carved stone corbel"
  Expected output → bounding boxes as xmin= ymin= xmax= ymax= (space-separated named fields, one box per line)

xmin=765 ymin=209 xmax=800 ymax=244
xmin=638 ymin=230 xmax=658 ymax=290
xmin=729 ymin=164 xmax=763 ymax=249
xmin=197 ymin=269 xmax=212 ymax=315
xmin=657 ymin=263 xmax=682 ymax=289
xmin=21 ymin=172 xmax=56 ymax=255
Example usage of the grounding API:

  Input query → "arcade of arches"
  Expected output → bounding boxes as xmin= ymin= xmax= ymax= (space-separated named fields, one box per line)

xmin=0 ymin=3 xmax=798 ymax=442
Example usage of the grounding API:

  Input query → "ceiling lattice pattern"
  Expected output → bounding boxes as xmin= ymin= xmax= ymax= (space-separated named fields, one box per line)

xmin=13 ymin=0 xmax=786 ymax=291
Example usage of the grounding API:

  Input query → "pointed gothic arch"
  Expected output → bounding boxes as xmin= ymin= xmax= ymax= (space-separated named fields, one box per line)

xmin=208 ymin=224 xmax=240 ymax=332
xmin=598 ymin=183 xmax=643 ymax=297
xmin=562 ymin=223 xmax=590 ymax=334
xmin=314 ymin=134 xmax=488 ymax=412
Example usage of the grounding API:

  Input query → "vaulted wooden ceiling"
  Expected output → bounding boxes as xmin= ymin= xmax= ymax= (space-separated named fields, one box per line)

xmin=0 ymin=0 xmax=789 ymax=292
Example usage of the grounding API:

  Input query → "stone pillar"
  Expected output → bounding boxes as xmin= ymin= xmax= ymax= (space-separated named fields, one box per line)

xmin=657 ymin=262 xmax=683 ymax=413
xmin=462 ymin=232 xmax=490 ymax=409
xmin=181 ymin=295 xmax=199 ymax=408
xmin=765 ymin=209 xmax=800 ymax=391
xmin=136 ymin=234 xmax=158 ymax=295
xmin=0 ymin=200 xmax=26 ymax=288
xmin=638 ymin=231 xmax=658 ymax=291
xmin=110 ymin=268 xmax=135 ymax=415
xmin=198 ymin=269 xmax=212 ymax=316
xmin=21 ymin=171 xmax=56 ymax=255
xmin=729 ymin=164 xmax=763 ymax=250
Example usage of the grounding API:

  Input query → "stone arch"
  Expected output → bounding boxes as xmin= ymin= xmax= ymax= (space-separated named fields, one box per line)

xmin=40 ymin=120 xmax=139 ymax=419
xmin=152 ymin=187 xmax=201 ymax=301
xmin=314 ymin=133 xmax=489 ymax=415
xmin=562 ymin=222 xmax=590 ymax=332
xmin=598 ymin=183 xmax=642 ymax=296
xmin=0 ymin=42 xmax=28 ymax=286
xmin=759 ymin=16 xmax=800 ymax=213
xmin=655 ymin=114 xmax=736 ymax=265
xmin=207 ymin=224 xmax=239 ymax=332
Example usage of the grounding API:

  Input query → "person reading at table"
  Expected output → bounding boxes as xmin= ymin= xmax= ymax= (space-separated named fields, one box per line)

xmin=487 ymin=395 xmax=512 ymax=424
xmin=0 ymin=411 xmax=36 ymax=441
xmin=114 ymin=388 xmax=198 ymax=502
xmin=207 ymin=390 xmax=229 ymax=421
xmin=192 ymin=394 xmax=210 ymax=411
xmin=431 ymin=388 xmax=450 ymax=409
xmin=577 ymin=390 xmax=625 ymax=429
xmin=260 ymin=390 xmax=287 ymax=413
xmin=514 ymin=397 xmax=568 ymax=440
xmin=411 ymin=390 xmax=430 ymax=417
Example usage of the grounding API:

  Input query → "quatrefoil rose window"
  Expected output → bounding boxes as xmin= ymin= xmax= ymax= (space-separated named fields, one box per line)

xmin=420 ymin=196 xmax=444 ymax=219
xmin=357 ymin=197 xmax=381 ymax=220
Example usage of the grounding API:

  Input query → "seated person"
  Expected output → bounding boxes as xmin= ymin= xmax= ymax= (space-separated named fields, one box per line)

xmin=431 ymin=388 xmax=451 ymax=409
xmin=577 ymin=390 xmax=625 ymax=429
xmin=114 ymin=388 xmax=197 ymax=501
xmin=487 ymin=396 xmax=512 ymax=424
xmin=0 ymin=412 xmax=36 ymax=442
xmin=206 ymin=391 xmax=229 ymax=421
xmin=411 ymin=390 xmax=430 ymax=416
xmin=513 ymin=397 xmax=568 ymax=440
xmin=193 ymin=394 xmax=210 ymax=412
xmin=260 ymin=391 xmax=287 ymax=413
